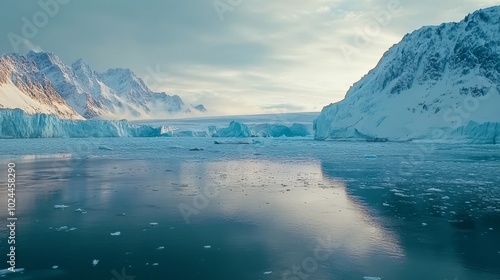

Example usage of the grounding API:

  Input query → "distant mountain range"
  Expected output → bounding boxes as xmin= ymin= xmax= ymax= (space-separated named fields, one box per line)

xmin=315 ymin=6 xmax=500 ymax=143
xmin=0 ymin=51 xmax=206 ymax=120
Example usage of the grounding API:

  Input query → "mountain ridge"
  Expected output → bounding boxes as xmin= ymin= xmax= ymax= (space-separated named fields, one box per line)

xmin=0 ymin=51 xmax=207 ymax=120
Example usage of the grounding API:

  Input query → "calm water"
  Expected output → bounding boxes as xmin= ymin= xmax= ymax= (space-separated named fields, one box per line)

xmin=0 ymin=138 xmax=499 ymax=279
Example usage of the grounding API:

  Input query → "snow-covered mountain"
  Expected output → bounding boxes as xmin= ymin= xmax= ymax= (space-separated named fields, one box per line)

xmin=0 ymin=51 xmax=206 ymax=120
xmin=27 ymin=51 xmax=206 ymax=119
xmin=0 ymin=54 xmax=84 ymax=119
xmin=315 ymin=6 xmax=500 ymax=143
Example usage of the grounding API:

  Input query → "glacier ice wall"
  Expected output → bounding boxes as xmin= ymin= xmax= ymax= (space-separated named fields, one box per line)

xmin=0 ymin=109 xmax=166 ymax=138
xmin=0 ymin=109 xmax=312 ymax=139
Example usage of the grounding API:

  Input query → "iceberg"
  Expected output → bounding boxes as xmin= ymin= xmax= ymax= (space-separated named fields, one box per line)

xmin=212 ymin=121 xmax=310 ymax=138
xmin=212 ymin=121 xmax=251 ymax=138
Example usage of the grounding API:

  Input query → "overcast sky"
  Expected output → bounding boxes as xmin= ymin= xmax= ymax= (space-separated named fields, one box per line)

xmin=1 ymin=0 xmax=498 ymax=115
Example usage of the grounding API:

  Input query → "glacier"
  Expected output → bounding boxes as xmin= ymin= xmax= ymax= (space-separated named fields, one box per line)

xmin=0 ymin=109 xmax=167 ymax=138
xmin=0 ymin=109 xmax=312 ymax=139
xmin=314 ymin=6 xmax=500 ymax=143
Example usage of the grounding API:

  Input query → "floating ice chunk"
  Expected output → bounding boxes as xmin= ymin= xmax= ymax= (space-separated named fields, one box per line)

xmin=382 ymin=203 xmax=390 ymax=207
xmin=422 ymin=223 xmax=428 ymax=226
xmin=204 ymin=245 xmax=211 ymax=249
xmin=489 ymin=228 xmax=494 ymax=231
xmin=0 ymin=268 xmax=24 ymax=275
xmin=426 ymin=188 xmax=444 ymax=192
xmin=441 ymin=196 xmax=450 ymax=200
xmin=54 ymin=205 xmax=69 ymax=209
xmin=52 ymin=266 xmax=58 ymax=269
xmin=110 ymin=232 xmax=121 ymax=236
xmin=149 ymin=222 xmax=158 ymax=226
xmin=363 ymin=277 xmax=382 ymax=280
xmin=153 ymin=263 xmax=159 ymax=266
xmin=92 ymin=260 xmax=99 ymax=267
xmin=156 ymin=246 xmax=165 ymax=250
xmin=263 ymin=271 xmax=273 ymax=275
xmin=69 ymin=227 xmax=77 ymax=231
xmin=56 ymin=226 xmax=68 ymax=231
xmin=74 ymin=208 xmax=84 ymax=212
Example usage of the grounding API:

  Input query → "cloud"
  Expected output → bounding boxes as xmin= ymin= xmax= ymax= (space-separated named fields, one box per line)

xmin=261 ymin=104 xmax=307 ymax=112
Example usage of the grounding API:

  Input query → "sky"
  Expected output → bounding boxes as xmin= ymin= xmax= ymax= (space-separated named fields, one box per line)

xmin=1 ymin=0 xmax=499 ymax=116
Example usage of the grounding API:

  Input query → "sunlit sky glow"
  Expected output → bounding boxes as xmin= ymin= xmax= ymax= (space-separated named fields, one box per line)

xmin=1 ymin=0 xmax=498 ymax=115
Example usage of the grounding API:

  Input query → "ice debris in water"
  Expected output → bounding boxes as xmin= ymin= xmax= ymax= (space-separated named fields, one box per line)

xmin=363 ymin=277 xmax=382 ymax=280
xmin=156 ymin=246 xmax=165 ymax=250
xmin=74 ymin=208 xmax=83 ymax=212
xmin=263 ymin=271 xmax=273 ymax=275
xmin=426 ymin=188 xmax=444 ymax=192
xmin=110 ymin=231 xmax=121 ymax=236
xmin=54 ymin=205 xmax=69 ymax=209
xmin=150 ymin=222 xmax=158 ymax=226
xmin=92 ymin=260 xmax=99 ymax=267
xmin=204 ymin=245 xmax=211 ymax=249
xmin=52 ymin=266 xmax=58 ymax=269
xmin=364 ymin=155 xmax=378 ymax=159
xmin=0 ymin=268 xmax=24 ymax=275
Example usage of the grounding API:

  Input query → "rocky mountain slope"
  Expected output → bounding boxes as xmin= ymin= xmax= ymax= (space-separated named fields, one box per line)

xmin=0 ymin=54 xmax=84 ymax=120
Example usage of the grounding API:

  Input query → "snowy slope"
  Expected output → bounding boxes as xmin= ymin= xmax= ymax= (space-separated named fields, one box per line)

xmin=25 ymin=51 xmax=206 ymax=119
xmin=0 ymin=54 xmax=83 ymax=120
xmin=315 ymin=6 xmax=500 ymax=143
